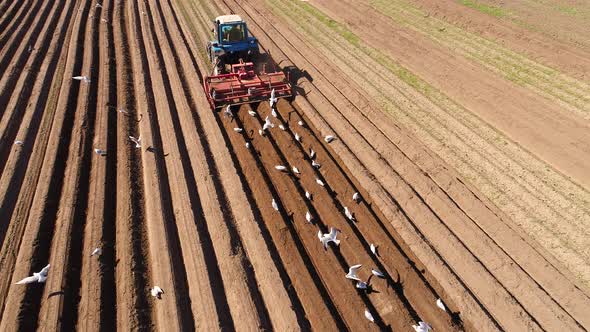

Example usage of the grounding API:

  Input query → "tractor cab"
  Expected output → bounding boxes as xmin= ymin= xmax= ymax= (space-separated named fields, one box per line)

xmin=207 ymin=15 xmax=259 ymax=73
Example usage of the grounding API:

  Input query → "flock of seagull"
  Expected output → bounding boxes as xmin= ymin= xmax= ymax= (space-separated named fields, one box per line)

xmin=12 ymin=80 xmax=447 ymax=330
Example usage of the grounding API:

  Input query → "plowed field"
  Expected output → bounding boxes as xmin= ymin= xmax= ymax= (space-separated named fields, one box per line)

xmin=0 ymin=0 xmax=588 ymax=331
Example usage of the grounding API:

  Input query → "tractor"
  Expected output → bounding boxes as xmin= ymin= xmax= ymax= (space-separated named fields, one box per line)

xmin=204 ymin=15 xmax=292 ymax=109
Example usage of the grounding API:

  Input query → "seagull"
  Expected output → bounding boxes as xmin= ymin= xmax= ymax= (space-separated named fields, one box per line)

xmin=117 ymin=108 xmax=129 ymax=114
xmin=372 ymin=269 xmax=385 ymax=278
xmin=344 ymin=206 xmax=355 ymax=221
xmin=269 ymin=88 xmax=278 ymax=108
xmin=15 ymin=264 xmax=50 ymax=284
xmin=101 ymin=18 xmax=108 ymax=23
xmin=233 ymin=128 xmax=243 ymax=133
xmin=413 ymin=322 xmax=432 ymax=332
xmin=94 ymin=148 xmax=106 ymax=156
xmin=292 ymin=166 xmax=300 ymax=174
xmin=298 ymin=120 xmax=304 ymax=126
xmin=294 ymin=133 xmax=301 ymax=142
xmin=262 ymin=116 xmax=274 ymax=131
xmin=319 ymin=227 xmax=340 ymax=250
xmin=436 ymin=298 xmax=446 ymax=312
xmin=91 ymin=247 xmax=102 ymax=256
xmin=278 ymin=124 xmax=286 ymax=131
xmin=258 ymin=129 xmax=264 ymax=136
xmin=353 ymin=192 xmax=360 ymax=202
xmin=73 ymin=75 xmax=91 ymax=83
xmin=14 ymin=140 xmax=23 ymax=146
xmin=271 ymin=108 xmax=277 ymax=118
xmin=305 ymin=191 xmax=312 ymax=200
xmin=316 ymin=178 xmax=324 ymax=186
xmin=370 ymin=243 xmax=378 ymax=256
xmin=272 ymin=198 xmax=279 ymax=211
xmin=364 ymin=308 xmax=375 ymax=323
xmin=305 ymin=211 xmax=312 ymax=223
xmin=324 ymin=135 xmax=335 ymax=143
xmin=356 ymin=281 xmax=368 ymax=289
xmin=309 ymin=148 xmax=316 ymax=159
xmin=96 ymin=3 xmax=102 ymax=8
xmin=150 ymin=286 xmax=164 ymax=299
xmin=346 ymin=264 xmax=362 ymax=281
xmin=129 ymin=136 xmax=141 ymax=148
xmin=275 ymin=165 xmax=287 ymax=171
xmin=245 ymin=142 xmax=250 ymax=148
xmin=223 ymin=105 xmax=233 ymax=118
xmin=312 ymin=160 xmax=321 ymax=168
xmin=248 ymin=110 xmax=256 ymax=117
xmin=27 ymin=44 xmax=33 ymax=53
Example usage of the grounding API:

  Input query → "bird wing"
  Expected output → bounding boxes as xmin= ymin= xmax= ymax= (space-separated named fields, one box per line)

xmin=329 ymin=227 xmax=339 ymax=239
xmin=39 ymin=264 xmax=50 ymax=276
xmin=349 ymin=264 xmax=362 ymax=273
xmin=15 ymin=275 xmax=38 ymax=284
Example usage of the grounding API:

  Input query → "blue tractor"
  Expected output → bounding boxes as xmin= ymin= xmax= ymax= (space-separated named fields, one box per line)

xmin=207 ymin=15 xmax=260 ymax=75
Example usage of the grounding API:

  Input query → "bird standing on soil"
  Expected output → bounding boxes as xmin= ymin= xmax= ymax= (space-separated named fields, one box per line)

xmin=14 ymin=140 xmax=23 ymax=146
xmin=271 ymin=108 xmax=277 ymax=118
xmin=245 ymin=142 xmax=250 ymax=149
xmin=413 ymin=321 xmax=432 ymax=332
xmin=294 ymin=133 xmax=301 ymax=143
xmin=96 ymin=2 xmax=102 ymax=8
xmin=346 ymin=264 xmax=362 ymax=281
xmin=311 ymin=160 xmax=321 ymax=169
xmin=305 ymin=191 xmax=312 ymax=200
xmin=324 ymin=135 xmax=335 ymax=143
xmin=94 ymin=148 xmax=106 ymax=156
xmin=129 ymin=136 xmax=141 ymax=149
xmin=150 ymin=286 xmax=164 ymax=299
xmin=318 ymin=227 xmax=340 ymax=250
xmin=27 ymin=44 xmax=33 ymax=53
xmin=353 ymin=192 xmax=360 ymax=202
xmin=233 ymin=128 xmax=243 ymax=133
xmin=275 ymin=165 xmax=287 ymax=171
xmin=117 ymin=108 xmax=129 ymax=115
xmin=436 ymin=298 xmax=446 ymax=312
xmin=223 ymin=105 xmax=233 ymax=118
xmin=344 ymin=206 xmax=355 ymax=221
xmin=279 ymin=124 xmax=286 ymax=131
xmin=316 ymin=178 xmax=324 ymax=186
xmin=73 ymin=75 xmax=91 ymax=83
xmin=370 ymin=243 xmax=378 ymax=257
xmin=364 ymin=308 xmax=375 ymax=323
xmin=263 ymin=116 xmax=274 ymax=131
xmin=258 ymin=129 xmax=264 ymax=137
xmin=15 ymin=264 xmax=50 ymax=285
xmin=269 ymin=88 xmax=278 ymax=109
xmin=248 ymin=110 xmax=256 ymax=117
xmin=305 ymin=211 xmax=312 ymax=223
xmin=309 ymin=148 xmax=316 ymax=159
xmin=91 ymin=247 xmax=102 ymax=257
xmin=292 ymin=166 xmax=300 ymax=174
xmin=272 ymin=198 xmax=279 ymax=211
xmin=298 ymin=120 xmax=304 ymax=127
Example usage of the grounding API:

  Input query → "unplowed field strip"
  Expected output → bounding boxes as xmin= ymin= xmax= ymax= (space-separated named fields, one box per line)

xmin=0 ymin=0 xmax=588 ymax=331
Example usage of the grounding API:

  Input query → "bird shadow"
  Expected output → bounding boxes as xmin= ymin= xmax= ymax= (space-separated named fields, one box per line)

xmin=48 ymin=290 xmax=64 ymax=299
xmin=146 ymin=146 xmax=169 ymax=157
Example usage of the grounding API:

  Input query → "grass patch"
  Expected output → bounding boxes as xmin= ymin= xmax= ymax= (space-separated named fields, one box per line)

xmin=296 ymin=2 xmax=360 ymax=46
xmin=458 ymin=0 xmax=506 ymax=17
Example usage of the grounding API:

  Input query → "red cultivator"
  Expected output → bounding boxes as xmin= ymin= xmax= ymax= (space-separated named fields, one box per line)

xmin=204 ymin=60 xmax=292 ymax=109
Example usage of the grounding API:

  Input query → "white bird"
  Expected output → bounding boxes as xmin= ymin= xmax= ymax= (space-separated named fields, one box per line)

xmin=413 ymin=322 xmax=432 ymax=332
xmin=117 ymin=108 xmax=129 ymax=114
xmin=150 ymin=286 xmax=164 ymax=299
xmin=248 ymin=110 xmax=256 ymax=117
xmin=94 ymin=148 xmax=106 ymax=156
xmin=309 ymin=148 xmax=316 ymax=159
xmin=278 ymin=124 xmax=286 ymax=131
xmin=269 ymin=88 xmax=278 ymax=108
xmin=305 ymin=191 xmax=312 ymax=200
xmin=262 ymin=116 xmax=274 ymax=131
xmin=356 ymin=281 xmax=368 ymax=289
xmin=96 ymin=3 xmax=102 ymax=8
xmin=292 ymin=166 xmax=300 ymax=174
xmin=372 ymin=269 xmax=385 ymax=278
xmin=129 ymin=136 xmax=141 ymax=148
xmin=365 ymin=308 xmax=375 ymax=323
xmin=436 ymin=298 xmax=446 ymax=312
xmin=316 ymin=178 xmax=324 ymax=186
xmin=275 ymin=165 xmax=287 ymax=171
xmin=223 ymin=105 xmax=233 ymax=118
xmin=324 ymin=135 xmax=335 ymax=143
xmin=370 ymin=243 xmax=378 ymax=256
xmin=344 ymin=206 xmax=355 ymax=221
xmin=346 ymin=264 xmax=362 ymax=281
xmin=312 ymin=160 xmax=320 ymax=168
xmin=245 ymin=142 xmax=250 ymax=148
xmin=27 ymin=44 xmax=33 ymax=53
xmin=15 ymin=264 xmax=50 ymax=285
xmin=91 ymin=247 xmax=102 ymax=256
xmin=271 ymin=108 xmax=277 ymax=118
xmin=298 ymin=120 xmax=304 ymax=126
xmin=353 ymin=192 xmax=360 ymax=202
xmin=258 ymin=129 xmax=264 ymax=136
xmin=73 ymin=75 xmax=91 ymax=83
xmin=305 ymin=211 xmax=312 ymax=223
xmin=319 ymin=227 xmax=340 ymax=250
xmin=14 ymin=140 xmax=23 ymax=146
xmin=233 ymin=128 xmax=243 ymax=133
xmin=101 ymin=18 xmax=108 ymax=23
xmin=294 ymin=133 xmax=301 ymax=142
xmin=272 ymin=198 xmax=279 ymax=211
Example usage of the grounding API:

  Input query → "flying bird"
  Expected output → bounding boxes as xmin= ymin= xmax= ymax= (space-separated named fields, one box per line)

xmin=372 ymin=269 xmax=385 ymax=278
xmin=305 ymin=191 xmax=312 ymax=200
xmin=294 ymin=133 xmax=301 ymax=142
xmin=311 ymin=160 xmax=321 ymax=168
xmin=316 ymin=178 xmax=324 ymax=186
xmin=370 ymin=243 xmax=378 ymax=256
xmin=94 ymin=148 xmax=106 ymax=156
xmin=27 ymin=44 xmax=33 ymax=53
xmin=319 ymin=227 xmax=340 ymax=250
xmin=14 ymin=140 xmax=23 ymax=146
xmin=413 ymin=322 xmax=432 ymax=332
xmin=346 ymin=264 xmax=362 ymax=281
xmin=91 ymin=247 xmax=102 ymax=257
xmin=324 ymin=135 xmax=335 ymax=143
xmin=279 ymin=124 xmax=286 ymax=131
xmin=233 ymin=127 xmax=243 ymax=133
xmin=272 ymin=198 xmax=279 ymax=211
xmin=305 ymin=211 xmax=312 ymax=223
xmin=129 ymin=136 xmax=141 ymax=148
xmin=96 ymin=3 xmax=102 ymax=8
xmin=248 ymin=110 xmax=256 ymax=117
xmin=436 ymin=298 xmax=446 ymax=312
xmin=223 ymin=105 xmax=233 ymax=118
xmin=15 ymin=264 xmax=50 ymax=285
xmin=297 ymin=120 xmax=304 ymax=126
xmin=258 ymin=129 xmax=264 ymax=136
xmin=292 ymin=166 xmax=300 ymax=174
xmin=275 ymin=165 xmax=287 ymax=171
xmin=262 ymin=116 xmax=274 ymax=131
xmin=344 ymin=206 xmax=355 ymax=221
xmin=150 ymin=286 xmax=164 ymax=299
xmin=73 ymin=75 xmax=91 ymax=83
xmin=309 ymin=148 xmax=316 ymax=159
xmin=271 ymin=108 xmax=277 ymax=118
xmin=117 ymin=108 xmax=129 ymax=114
xmin=269 ymin=88 xmax=278 ymax=108
xmin=353 ymin=192 xmax=360 ymax=202
xmin=365 ymin=308 xmax=375 ymax=323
